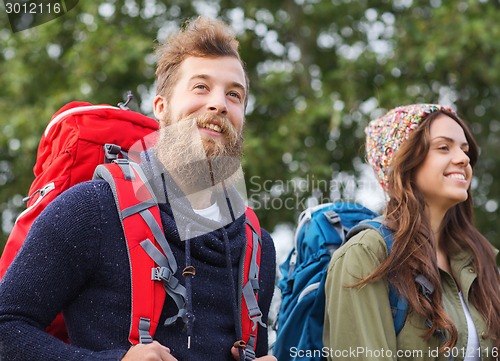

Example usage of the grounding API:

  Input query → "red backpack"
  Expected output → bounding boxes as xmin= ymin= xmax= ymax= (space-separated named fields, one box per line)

xmin=0 ymin=100 xmax=264 ymax=358
xmin=0 ymin=100 xmax=159 ymax=280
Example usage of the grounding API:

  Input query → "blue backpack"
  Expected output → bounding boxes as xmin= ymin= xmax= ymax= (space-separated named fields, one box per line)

xmin=273 ymin=202 xmax=408 ymax=361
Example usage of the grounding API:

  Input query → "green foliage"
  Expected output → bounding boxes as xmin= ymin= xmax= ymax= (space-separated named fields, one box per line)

xmin=1 ymin=0 xmax=499 ymax=260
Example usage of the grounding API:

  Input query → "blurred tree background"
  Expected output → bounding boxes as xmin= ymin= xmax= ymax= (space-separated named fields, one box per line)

xmin=1 ymin=0 xmax=499 ymax=262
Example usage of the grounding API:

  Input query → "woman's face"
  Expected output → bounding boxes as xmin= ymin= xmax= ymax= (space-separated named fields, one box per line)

xmin=414 ymin=114 xmax=472 ymax=214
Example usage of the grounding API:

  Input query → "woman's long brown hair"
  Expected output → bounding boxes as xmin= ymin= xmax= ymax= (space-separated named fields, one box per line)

xmin=360 ymin=110 xmax=500 ymax=349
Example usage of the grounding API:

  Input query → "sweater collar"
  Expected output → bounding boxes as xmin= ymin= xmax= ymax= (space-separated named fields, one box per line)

xmin=139 ymin=150 xmax=247 ymax=266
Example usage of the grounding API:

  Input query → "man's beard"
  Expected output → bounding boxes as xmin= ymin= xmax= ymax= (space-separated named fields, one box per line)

xmin=155 ymin=112 xmax=244 ymax=194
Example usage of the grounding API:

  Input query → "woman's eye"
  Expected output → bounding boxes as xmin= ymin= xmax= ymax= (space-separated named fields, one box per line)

xmin=195 ymin=84 xmax=207 ymax=90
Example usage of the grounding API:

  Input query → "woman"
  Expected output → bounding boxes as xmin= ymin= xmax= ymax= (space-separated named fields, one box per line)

xmin=323 ymin=104 xmax=500 ymax=360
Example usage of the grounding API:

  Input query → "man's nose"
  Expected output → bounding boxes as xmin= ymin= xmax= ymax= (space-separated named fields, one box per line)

xmin=206 ymin=91 xmax=228 ymax=115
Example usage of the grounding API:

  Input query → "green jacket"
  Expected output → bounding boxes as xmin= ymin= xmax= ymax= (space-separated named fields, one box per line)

xmin=323 ymin=229 xmax=498 ymax=361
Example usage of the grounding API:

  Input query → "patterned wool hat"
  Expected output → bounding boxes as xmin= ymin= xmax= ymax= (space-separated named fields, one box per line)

xmin=365 ymin=103 xmax=457 ymax=190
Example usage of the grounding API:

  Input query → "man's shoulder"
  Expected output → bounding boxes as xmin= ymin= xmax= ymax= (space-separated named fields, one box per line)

xmin=63 ymin=179 xmax=113 ymax=198
xmin=48 ymin=179 xmax=116 ymax=213
xmin=260 ymin=228 xmax=276 ymax=252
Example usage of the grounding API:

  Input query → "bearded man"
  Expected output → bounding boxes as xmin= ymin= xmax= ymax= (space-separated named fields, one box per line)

xmin=0 ymin=16 xmax=276 ymax=361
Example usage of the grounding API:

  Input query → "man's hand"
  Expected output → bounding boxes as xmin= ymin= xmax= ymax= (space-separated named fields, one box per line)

xmin=231 ymin=346 xmax=277 ymax=361
xmin=122 ymin=341 xmax=178 ymax=361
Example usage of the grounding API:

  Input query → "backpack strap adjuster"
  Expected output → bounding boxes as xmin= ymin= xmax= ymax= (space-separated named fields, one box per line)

xmin=415 ymin=274 xmax=434 ymax=300
xmin=323 ymin=210 xmax=345 ymax=243
xmin=323 ymin=210 xmax=340 ymax=225
xmin=244 ymin=347 xmax=256 ymax=360
xmin=244 ymin=335 xmax=257 ymax=361
xmin=111 ymin=158 xmax=135 ymax=180
xmin=151 ymin=266 xmax=179 ymax=288
xmin=138 ymin=318 xmax=154 ymax=344
xmin=104 ymin=143 xmax=122 ymax=162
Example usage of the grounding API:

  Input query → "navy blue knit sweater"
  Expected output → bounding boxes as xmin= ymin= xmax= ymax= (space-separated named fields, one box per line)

xmin=0 ymin=169 xmax=276 ymax=360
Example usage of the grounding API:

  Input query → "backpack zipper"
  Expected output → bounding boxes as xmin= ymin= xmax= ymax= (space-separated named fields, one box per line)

xmin=16 ymin=182 xmax=56 ymax=222
xmin=44 ymin=105 xmax=119 ymax=137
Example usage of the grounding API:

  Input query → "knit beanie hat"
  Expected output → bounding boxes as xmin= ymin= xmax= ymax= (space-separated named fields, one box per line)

xmin=365 ymin=103 xmax=457 ymax=190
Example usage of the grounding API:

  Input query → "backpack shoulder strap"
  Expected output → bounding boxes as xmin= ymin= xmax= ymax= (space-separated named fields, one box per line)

xmin=346 ymin=219 xmax=408 ymax=335
xmin=349 ymin=220 xmax=441 ymax=342
xmin=93 ymin=160 xmax=186 ymax=344
xmin=238 ymin=206 xmax=264 ymax=360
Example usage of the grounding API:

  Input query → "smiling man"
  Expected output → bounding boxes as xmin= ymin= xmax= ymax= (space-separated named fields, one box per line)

xmin=0 ymin=16 xmax=277 ymax=361
xmin=153 ymin=54 xmax=246 ymax=208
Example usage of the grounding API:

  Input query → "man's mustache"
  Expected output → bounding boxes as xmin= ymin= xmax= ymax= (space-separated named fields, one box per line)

xmin=182 ymin=113 xmax=239 ymax=144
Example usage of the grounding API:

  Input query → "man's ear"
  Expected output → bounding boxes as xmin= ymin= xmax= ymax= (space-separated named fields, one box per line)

xmin=153 ymin=95 xmax=168 ymax=127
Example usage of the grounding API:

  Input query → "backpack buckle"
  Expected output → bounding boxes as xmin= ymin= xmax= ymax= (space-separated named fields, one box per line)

xmin=415 ymin=274 xmax=434 ymax=300
xmin=323 ymin=210 xmax=345 ymax=243
xmin=323 ymin=210 xmax=340 ymax=226
xmin=151 ymin=266 xmax=180 ymax=290
xmin=104 ymin=143 xmax=122 ymax=162
xmin=248 ymin=308 xmax=266 ymax=331
xmin=152 ymin=266 xmax=171 ymax=281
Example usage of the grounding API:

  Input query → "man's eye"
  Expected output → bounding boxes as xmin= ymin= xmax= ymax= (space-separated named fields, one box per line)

xmin=228 ymin=91 xmax=242 ymax=100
